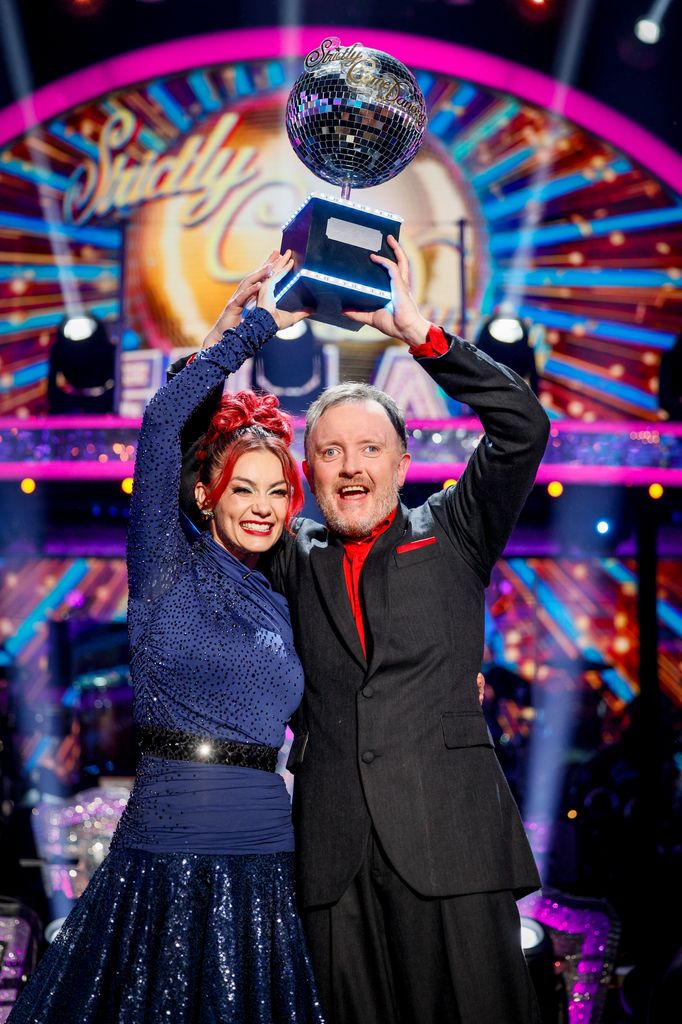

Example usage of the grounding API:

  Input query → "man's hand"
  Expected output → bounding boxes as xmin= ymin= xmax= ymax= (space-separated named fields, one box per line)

xmin=345 ymin=235 xmax=432 ymax=348
xmin=257 ymin=249 xmax=310 ymax=331
xmin=477 ymin=672 xmax=485 ymax=705
xmin=201 ymin=251 xmax=280 ymax=350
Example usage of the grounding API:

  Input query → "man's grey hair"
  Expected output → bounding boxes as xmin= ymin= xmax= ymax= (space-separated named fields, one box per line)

xmin=304 ymin=382 xmax=408 ymax=458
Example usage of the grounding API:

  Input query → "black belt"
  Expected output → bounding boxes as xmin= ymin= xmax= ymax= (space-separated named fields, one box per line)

xmin=138 ymin=725 xmax=279 ymax=773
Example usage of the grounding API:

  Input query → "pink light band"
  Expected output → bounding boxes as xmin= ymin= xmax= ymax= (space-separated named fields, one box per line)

xmin=2 ymin=462 xmax=680 ymax=487
xmin=1 ymin=415 xmax=680 ymax=434
xmin=0 ymin=27 xmax=680 ymax=194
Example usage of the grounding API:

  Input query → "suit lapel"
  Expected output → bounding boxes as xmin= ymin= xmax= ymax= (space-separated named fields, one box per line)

xmin=310 ymin=538 xmax=367 ymax=670
xmin=362 ymin=504 xmax=408 ymax=680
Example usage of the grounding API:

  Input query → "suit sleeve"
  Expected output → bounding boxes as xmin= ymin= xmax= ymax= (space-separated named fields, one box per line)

xmin=416 ymin=331 xmax=550 ymax=583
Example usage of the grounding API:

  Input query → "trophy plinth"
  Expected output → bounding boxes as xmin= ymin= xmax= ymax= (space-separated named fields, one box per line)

xmin=275 ymin=193 xmax=402 ymax=331
xmin=279 ymin=37 xmax=426 ymax=331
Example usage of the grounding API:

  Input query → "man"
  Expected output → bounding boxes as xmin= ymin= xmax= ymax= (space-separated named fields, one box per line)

xmin=185 ymin=240 xmax=549 ymax=1022
xmin=259 ymin=239 xmax=550 ymax=1024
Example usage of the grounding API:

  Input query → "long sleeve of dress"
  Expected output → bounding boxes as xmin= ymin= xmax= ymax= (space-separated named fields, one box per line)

xmin=127 ymin=308 xmax=277 ymax=624
xmin=417 ymin=332 xmax=550 ymax=583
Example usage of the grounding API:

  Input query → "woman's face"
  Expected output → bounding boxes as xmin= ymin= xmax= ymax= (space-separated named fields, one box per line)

xmin=195 ymin=449 xmax=290 ymax=567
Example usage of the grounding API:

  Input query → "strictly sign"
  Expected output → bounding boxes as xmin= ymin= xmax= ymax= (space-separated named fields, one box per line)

xmin=60 ymin=99 xmax=475 ymax=355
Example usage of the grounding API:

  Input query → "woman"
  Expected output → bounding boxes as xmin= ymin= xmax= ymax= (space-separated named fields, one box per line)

xmin=9 ymin=252 xmax=324 ymax=1023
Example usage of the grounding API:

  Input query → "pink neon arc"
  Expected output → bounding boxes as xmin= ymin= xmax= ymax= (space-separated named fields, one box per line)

xmin=2 ymin=461 xmax=681 ymax=487
xmin=2 ymin=415 xmax=681 ymax=435
xmin=0 ymin=27 xmax=680 ymax=194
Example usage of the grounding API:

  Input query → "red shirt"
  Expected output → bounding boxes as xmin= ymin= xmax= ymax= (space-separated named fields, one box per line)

xmin=339 ymin=322 xmax=449 ymax=655
xmin=341 ymin=509 xmax=396 ymax=658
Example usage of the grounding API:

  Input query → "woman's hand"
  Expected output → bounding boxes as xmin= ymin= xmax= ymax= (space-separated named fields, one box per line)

xmin=201 ymin=251 xmax=280 ymax=350
xmin=257 ymin=249 xmax=310 ymax=331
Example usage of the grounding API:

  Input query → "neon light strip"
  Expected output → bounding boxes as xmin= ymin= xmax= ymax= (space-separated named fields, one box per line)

xmin=0 ymin=158 xmax=71 ymax=190
xmin=0 ymin=212 xmax=120 ymax=247
xmin=471 ymin=148 xmax=535 ymax=190
xmin=5 ymin=558 xmax=91 ymax=656
xmin=516 ymin=305 xmax=677 ymax=349
xmin=146 ymin=82 xmax=193 ymax=132
xmin=0 ymin=265 xmax=119 ymax=282
xmin=450 ymin=100 xmax=519 ymax=161
xmin=3 ymin=462 xmax=681 ymax=486
xmin=48 ymin=119 xmax=99 ymax=156
xmin=543 ymin=358 xmax=659 ymax=412
xmin=507 ymin=557 xmax=635 ymax=702
xmin=1 ymin=415 xmax=681 ymax=435
xmin=502 ymin=268 xmax=682 ymax=288
xmin=0 ymin=413 xmax=675 ymax=434
xmin=0 ymin=28 xmax=679 ymax=192
xmin=187 ymin=71 xmax=223 ymax=112
xmin=492 ymin=206 xmax=682 ymax=254
xmin=599 ymin=560 xmax=682 ymax=639
xmin=482 ymin=159 xmax=631 ymax=220
xmin=0 ymin=300 xmax=118 ymax=338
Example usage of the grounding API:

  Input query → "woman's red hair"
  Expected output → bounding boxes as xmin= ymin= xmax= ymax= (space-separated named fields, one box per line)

xmin=196 ymin=390 xmax=304 ymax=527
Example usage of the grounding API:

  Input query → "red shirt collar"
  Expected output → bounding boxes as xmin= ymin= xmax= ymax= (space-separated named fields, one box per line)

xmin=339 ymin=506 xmax=397 ymax=552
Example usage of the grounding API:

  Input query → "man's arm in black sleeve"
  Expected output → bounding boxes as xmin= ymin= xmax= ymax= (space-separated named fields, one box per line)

xmin=417 ymin=331 xmax=550 ymax=583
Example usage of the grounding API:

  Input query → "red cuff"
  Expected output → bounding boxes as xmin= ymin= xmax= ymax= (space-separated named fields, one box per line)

xmin=411 ymin=324 xmax=449 ymax=359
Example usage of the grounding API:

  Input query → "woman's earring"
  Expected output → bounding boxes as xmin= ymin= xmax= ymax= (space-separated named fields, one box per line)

xmin=201 ymin=508 xmax=214 ymax=520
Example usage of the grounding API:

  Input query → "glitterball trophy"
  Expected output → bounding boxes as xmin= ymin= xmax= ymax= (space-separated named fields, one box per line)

xmin=275 ymin=37 xmax=427 ymax=331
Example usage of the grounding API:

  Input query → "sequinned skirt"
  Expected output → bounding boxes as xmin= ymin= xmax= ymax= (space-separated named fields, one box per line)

xmin=7 ymin=848 xmax=325 ymax=1024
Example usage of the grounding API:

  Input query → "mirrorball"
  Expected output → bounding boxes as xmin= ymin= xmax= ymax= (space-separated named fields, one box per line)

xmin=285 ymin=40 xmax=427 ymax=190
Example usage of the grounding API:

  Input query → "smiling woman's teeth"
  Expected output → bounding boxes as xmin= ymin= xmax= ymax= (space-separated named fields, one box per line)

xmin=241 ymin=522 xmax=272 ymax=533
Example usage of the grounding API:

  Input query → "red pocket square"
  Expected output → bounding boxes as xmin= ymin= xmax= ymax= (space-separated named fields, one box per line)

xmin=396 ymin=537 xmax=437 ymax=554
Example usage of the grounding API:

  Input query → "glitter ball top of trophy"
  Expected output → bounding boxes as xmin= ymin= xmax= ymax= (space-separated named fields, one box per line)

xmin=285 ymin=37 xmax=427 ymax=190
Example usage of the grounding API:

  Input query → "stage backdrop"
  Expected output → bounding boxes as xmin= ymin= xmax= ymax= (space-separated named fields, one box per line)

xmin=0 ymin=28 xmax=680 ymax=421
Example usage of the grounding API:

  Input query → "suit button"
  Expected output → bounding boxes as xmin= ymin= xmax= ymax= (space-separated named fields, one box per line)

xmin=362 ymin=685 xmax=374 ymax=698
xmin=361 ymin=750 xmax=375 ymax=764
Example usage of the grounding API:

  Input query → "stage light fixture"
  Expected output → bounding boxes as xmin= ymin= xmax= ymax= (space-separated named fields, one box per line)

xmin=634 ymin=0 xmax=674 ymax=44
xmin=48 ymin=314 xmax=117 ymax=414
xmin=635 ymin=17 xmax=661 ymax=42
xmin=520 ymin=916 xmax=545 ymax=952
xmin=596 ymin=519 xmax=611 ymax=535
xmin=520 ymin=914 xmax=568 ymax=1021
xmin=44 ymin=917 xmax=67 ymax=943
xmin=487 ymin=317 xmax=526 ymax=344
xmin=476 ymin=314 xmax=539 ymax=394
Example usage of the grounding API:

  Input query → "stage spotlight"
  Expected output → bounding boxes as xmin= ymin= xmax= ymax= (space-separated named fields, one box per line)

xmin=635 ymin=17 xmax=661 ymax=42
xmin=520 ymin=916 xmax=546 ymax=953
xmin=487 ymin=317 xmax=526 ymax=344
xmin=476 ymin=315 xmax=539 ymax=394
xmin=44 ymin=917 xmax=67 ymax=943
xmin=520 ymin=915 xmax=568 ymax=1022
xmin=596 ymin=519 xmax=611 ymax=535
xmin=48 ymin=314 xmax=117 ymax=414
xmin=634 ymin=0 xmax=674 ymax=44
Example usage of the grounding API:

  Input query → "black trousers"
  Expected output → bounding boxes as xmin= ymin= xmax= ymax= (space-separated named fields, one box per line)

xmin=302 ymin=832 xmax=541 ymax=1024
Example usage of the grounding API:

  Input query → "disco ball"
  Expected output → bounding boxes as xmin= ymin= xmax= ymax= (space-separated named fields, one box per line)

xmin=285 ymin=38 xmax=427 ymax=190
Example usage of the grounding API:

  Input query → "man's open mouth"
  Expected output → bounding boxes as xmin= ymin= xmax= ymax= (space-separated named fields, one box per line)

xmin=337 ymin=486 xmax=370 ymax=501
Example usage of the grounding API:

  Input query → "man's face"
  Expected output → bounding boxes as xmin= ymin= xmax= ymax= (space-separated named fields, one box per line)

xmin=303 ymin=400 xmax=410 ymax=538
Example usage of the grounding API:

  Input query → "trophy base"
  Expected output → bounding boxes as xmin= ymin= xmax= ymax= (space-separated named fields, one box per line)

xmin=275 ymin=193 xmax=402 ymax=332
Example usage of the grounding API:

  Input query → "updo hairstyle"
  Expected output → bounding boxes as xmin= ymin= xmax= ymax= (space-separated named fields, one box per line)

xmin=196 ymin=391 xmax=304 ymax=527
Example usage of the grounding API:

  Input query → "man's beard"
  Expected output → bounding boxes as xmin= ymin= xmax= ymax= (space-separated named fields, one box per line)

xmin=314 ymin=471 xmax=400 ymax=538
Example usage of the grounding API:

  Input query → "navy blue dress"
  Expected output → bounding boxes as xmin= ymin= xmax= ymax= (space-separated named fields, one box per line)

xmin=9 ymin=309 xmax=324 ymax=1024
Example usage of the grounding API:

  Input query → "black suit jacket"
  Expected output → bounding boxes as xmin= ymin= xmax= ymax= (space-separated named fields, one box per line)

xmin=265 ymin=333 xmax=550 ymax=907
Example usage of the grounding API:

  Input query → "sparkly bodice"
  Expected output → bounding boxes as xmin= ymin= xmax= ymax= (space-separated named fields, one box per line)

xmin=126 ymin=309 xmax=304 ymax=750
